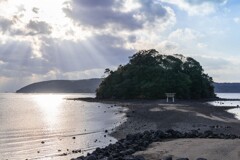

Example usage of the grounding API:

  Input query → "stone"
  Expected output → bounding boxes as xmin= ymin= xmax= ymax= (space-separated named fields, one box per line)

xmin=163 ymin=155 xmax=173 ymax=160
xmin=86 ymin=155 xmax=97 ymax=160
xmin=135 ymin=155 xmax=145 ymax=160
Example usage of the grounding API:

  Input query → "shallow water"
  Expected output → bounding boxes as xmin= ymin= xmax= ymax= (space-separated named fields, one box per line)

xmin=0 ymin=93 xmax=126 ymax=160
xmin=210 ymin=93 xmax=240 ymax=120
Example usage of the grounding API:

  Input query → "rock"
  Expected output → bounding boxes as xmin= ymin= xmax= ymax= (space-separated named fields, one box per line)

xmin=41 ymin=141 xmax=45 ymax=144
xmin=71 ymin=129 xmax=240 ymax=160
xmin=72 ymin=136 xmax=76 ymax=139
xmin=123 ymin=155 xmax=135 ymax=160
xmin=125 ymin=148 xmax=135 ymax=155
xmin=163 ymin=155 xmax=173 ymax=160
xmin=135 ymin=155 xmax=145 ymax=160
xmin=60 ymin=153 xmax=68 ymax=156
xmin=86 ymin=155 xmax=97 ymax=160
xmin=196 ymin=158 xmax=207 ymax=160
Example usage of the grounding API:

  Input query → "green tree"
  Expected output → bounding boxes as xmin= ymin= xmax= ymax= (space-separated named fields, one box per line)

xmin=96 ymin=49 xmax=215 ymax=99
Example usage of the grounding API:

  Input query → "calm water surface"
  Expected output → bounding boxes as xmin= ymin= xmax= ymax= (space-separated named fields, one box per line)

xmin=0 ymin=93 xmax=126 ymax=160
xmin=211 ymin=93 xmax=240 ymax=120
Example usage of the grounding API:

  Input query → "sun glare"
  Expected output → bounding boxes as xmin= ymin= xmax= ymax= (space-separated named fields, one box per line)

xmin=34 ymin=94 xmax=64 ymax=128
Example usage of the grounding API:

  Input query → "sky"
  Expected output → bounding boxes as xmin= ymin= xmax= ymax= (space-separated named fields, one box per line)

xmin=0 ymin=0 xmax=240 ymax=92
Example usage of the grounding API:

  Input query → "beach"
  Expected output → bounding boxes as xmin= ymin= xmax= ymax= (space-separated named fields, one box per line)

xmin=72 ymin=98 xmax=240 ymax=160
xmin=115 ymin=100 xmax=240 ymax=160
xmin=111 ymin=100 xmax=240 ymax=139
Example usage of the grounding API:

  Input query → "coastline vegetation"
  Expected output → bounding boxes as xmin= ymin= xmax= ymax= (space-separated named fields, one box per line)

xmin=96 ymin=49 xmax=215 ymax=99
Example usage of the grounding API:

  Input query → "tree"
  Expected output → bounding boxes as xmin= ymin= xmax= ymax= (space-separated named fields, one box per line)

xmin=96 ymin=49 xmax=215 ymax=99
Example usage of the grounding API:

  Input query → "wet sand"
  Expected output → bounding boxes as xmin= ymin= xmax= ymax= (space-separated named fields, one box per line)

xmin=134 ymin=139 xmax=240 ymax=160
xmin=110 ymin=100 xmax=240 ymax=139
xmin=110 ymin=100 xmax=240 ymax=160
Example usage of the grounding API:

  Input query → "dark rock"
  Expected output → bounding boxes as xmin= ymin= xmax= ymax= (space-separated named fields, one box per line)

xmin=60 ymin=153 xmax=68 ymax=156
xmin=163 ymin=155 xmax=173 ymax=160
xmin=72 ymin=149 xmax=82 ymax=153
xmin=72 ymin=129 xmax=240 ymax=160
xmin=123 ymin=155 xmax=135 ymax=160
xmin=135 ymin=155 xmax=145 ymax=160
xmin=86 ymin=155 xmax=97 ymax=160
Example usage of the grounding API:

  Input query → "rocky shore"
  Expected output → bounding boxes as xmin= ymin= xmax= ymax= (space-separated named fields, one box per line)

xmin=70 ymin=99 xmax=240 ymax=160
xmin=72 ymin=129 xmax=240 ymax=160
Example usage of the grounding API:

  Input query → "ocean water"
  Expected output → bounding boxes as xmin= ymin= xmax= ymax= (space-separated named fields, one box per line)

xmin=210 ymin=93 xmax=240 ymax=120
xmin=0 ymin=93 xmax=126 ymax=160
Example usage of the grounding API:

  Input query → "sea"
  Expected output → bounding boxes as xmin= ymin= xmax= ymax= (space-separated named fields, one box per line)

xmin=1 ymin=93 xmax=240 ymax=160
xmin=210 ymin=93 xmax=240 ymax=120
xmin=0 ymin=93 xmax=126 ymax=160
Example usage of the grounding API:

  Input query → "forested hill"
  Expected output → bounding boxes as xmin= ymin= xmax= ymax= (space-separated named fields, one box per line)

xmin=214 ymin=83 xmax=240 ymax=93
xmin=96 ymin=49 xmax=216 ymax=99
xmin=16 ymin=78 xmax=102 ymax=93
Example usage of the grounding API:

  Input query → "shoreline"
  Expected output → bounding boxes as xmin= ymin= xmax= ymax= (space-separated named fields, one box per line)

xmin=70 ymin=98 xmax=240 ymax=160
xmin=110 ymin=100 xmax=240 ymax=140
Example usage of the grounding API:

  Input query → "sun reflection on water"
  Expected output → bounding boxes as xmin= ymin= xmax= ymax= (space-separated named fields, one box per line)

xmin=34 ymin=94 xmax=64 ymax=129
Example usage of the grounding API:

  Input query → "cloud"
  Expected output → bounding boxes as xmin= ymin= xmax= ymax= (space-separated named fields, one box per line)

xmin=162 ymin=0 xmax=228 ymax=15
xmin=40 ymin=34 xmax=134 ymax=72
xmin=0 ymin=33 xmax=134 ymax=78
xmin=0 ymin=39 xmax=51 ymax=77
xmin=169 ymin=28 xmax=203 ymax=41
xmin=158 ymin=40 xmax=179 ymax=52
xmin=185 ymin=0 xmax=227 ymax=5
xmin=63 ymin=0 xmax=141 ymax=30
xmin=27 ymin=20 xmax=52 ymax=35
xmin=0 ymin=0 xmax=7 ymax=3
xmin=195 ymin=55 xmax=230 ymax=70
xmin=0 ymin=16 xmax=13 ymax=33
xmin=32 ymin=7 xmax=39 ymax=14
xmin=63 ymin=0 xmax=168 ymax=31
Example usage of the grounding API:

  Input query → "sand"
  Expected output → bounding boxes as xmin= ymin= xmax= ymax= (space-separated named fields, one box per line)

xmin=77 ymin=98 xmax=240 ymax=159
xmin=109 ymin=100 xmax=240 ymax=159
xmin=134 ymin=138 xmax=240 ymax=160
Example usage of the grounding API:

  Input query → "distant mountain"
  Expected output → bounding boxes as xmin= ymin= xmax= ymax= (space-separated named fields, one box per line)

xmin=16 ymin=78 xmax=102 ymax=93
xmin=214 ymin=83 xmax=240 ymax=93
xmin=16 ymin=80 xmax=240 ymax=94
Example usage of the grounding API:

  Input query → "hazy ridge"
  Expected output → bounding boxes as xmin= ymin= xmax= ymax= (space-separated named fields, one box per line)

xmin=16 ymin=79 xmax=239 ymax=93
xmin=16 ymin=78 xmax=102 ymax=93
xmin=214 ymin=83 xmax=240 ymax=93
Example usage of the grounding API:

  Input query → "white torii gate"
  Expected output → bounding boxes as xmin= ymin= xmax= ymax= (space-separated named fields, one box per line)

xmin=165 ymin=93 xmax=176 ymax=103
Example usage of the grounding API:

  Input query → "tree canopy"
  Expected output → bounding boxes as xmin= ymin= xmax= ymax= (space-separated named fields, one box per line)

xmin=96 ymin=49 xmax=215 ymax=99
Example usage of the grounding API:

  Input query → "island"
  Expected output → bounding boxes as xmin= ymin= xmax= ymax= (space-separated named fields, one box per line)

xmin=71 ymin=50 xmax=240 ymax=160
